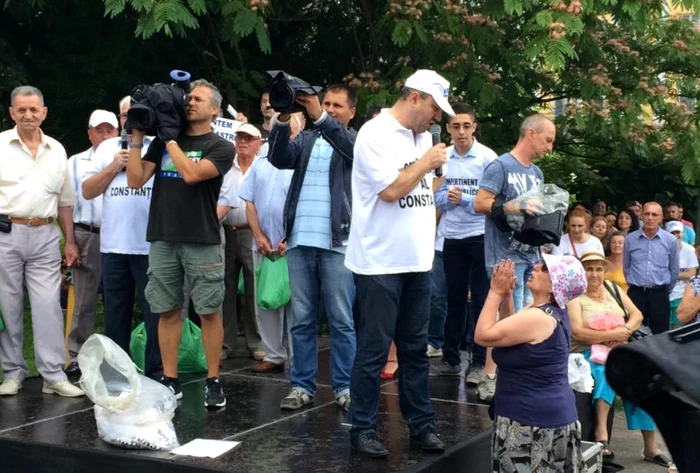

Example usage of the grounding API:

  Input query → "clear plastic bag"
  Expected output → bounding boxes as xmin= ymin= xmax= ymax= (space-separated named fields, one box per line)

xmin=505 ymin=183 xmax=570 ymax=232
xmin=77 ymin=334 xmax=179 ymax=451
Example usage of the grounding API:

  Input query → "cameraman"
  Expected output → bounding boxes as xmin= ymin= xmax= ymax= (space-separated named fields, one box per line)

xmin=268 ymin=84 xmax=357 ymax=412
xmin=126 ymin=79 xmax=235 ymax=408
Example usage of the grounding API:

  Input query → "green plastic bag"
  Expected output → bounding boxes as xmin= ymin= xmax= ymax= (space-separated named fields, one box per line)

xmin=237 ymin=267 xmax=245 ymax=295
xmin=0 ymin=310 xmax=5 ymax=332
xmin=255 ymin=255 xmax=291 ymax=310
xmin=129 ymin=319 xmax=208 ymax=373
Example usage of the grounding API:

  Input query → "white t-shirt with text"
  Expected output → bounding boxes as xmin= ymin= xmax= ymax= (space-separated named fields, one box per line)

xmin=671 ymin=242 xmax=699 ymax=300
xmin=345 ymin=109 xmax=435 ymax=275
xmin=83 ymin=136 xmax=154 ymax=255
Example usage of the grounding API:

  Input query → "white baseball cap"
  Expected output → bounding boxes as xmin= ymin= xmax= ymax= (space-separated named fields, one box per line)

xmin=667 ymin=220 xmax=684 ymax=234
xmin=89 ymin=109 xmax=118 ymax=128
xmin=235 ymin=123 xmax=262 ymax=139
xmin=404 ymin=70 xmax=455 ymax=117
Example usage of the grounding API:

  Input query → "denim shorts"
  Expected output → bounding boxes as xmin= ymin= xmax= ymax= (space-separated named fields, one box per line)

xmin=146 ymin=241 xmax=225 ymax=314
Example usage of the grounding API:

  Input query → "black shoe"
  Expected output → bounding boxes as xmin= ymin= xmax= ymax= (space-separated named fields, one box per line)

xmin=64 ymin=361 xmax=81 ymax=377
xmin=350 ymin=430 xmax=389 ymax=458
xmin=205 ymin=377 xmax=226 ymax=408
xmin=410 ymin=429 xmax=445 ymax=453
xmin=160 ymin=376 xmax=183 ymax=400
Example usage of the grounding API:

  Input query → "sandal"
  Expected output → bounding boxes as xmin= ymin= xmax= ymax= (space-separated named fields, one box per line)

xmin=380 ymin=360 xmax=399 ymax=380
xmin=644 ymin=453 xmax=673 ymax=467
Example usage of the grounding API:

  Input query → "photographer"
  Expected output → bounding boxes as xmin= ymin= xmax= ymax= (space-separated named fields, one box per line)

xmin=126 ymin=79 xmax=235 ymax=408
xmin=267 ymin=84 xmax=357 ymax=412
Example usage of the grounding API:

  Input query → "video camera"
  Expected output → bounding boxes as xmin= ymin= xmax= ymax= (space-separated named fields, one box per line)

xmin=264 ymin=70 xmax=323 ymax=114
xmin=126 ymin=70 xmax=191 ymax=142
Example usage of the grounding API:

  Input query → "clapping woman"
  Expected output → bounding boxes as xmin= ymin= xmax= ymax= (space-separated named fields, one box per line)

xmin=476 ymin=256 xmax=587 ymax=472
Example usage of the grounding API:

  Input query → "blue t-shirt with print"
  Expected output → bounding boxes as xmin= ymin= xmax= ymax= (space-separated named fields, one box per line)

xmin=480 ymin=153 xmax=544 ymax=267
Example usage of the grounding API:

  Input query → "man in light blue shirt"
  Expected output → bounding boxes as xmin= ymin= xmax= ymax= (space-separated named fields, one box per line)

xmin=268 ymin=84 xmax=357 ymax=412
xmin=238 ymin=138 xmax=295 ymax=373
xmin=433 ymin=103 xmax=496 ymax=384
xmin=624 ymin=201 xmax=680 ymax=334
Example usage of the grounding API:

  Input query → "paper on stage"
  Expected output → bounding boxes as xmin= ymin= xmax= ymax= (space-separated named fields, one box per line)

xmin=171 ymin=438 xmax=241 ymax=458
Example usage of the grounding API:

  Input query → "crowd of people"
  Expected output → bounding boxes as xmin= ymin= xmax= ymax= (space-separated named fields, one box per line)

xmin=0 ymin=68 xmax=695 ymax=471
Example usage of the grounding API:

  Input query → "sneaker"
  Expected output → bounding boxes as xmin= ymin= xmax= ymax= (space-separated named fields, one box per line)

xmin=252 ymin=350 xmax=266 ymax=361
xmin=0 ymin=378 xmax=22 ymax=396
xmin=42 ymin=380 xmax=85 ymax=397
xmin=160 ymin=376 xmax=183 ymax=400
xmin=466 ymin=365 xmax=484 ymax=385
xmin=280 ymin=389 xmax=314 ymax=410
xmin=426 ymin=345 xmax=443 ymax=358
xmin=477 ymin=374 xmax=497 ymax=402
xmin=336 ymin=392 xmax=351 ymax=412
xmin=205 ymin=377 xmax=226 ymax=408
xmin=429 ymin=360 xmax=461 ymax=376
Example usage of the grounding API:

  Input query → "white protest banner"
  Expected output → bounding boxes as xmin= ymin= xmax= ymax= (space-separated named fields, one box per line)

xmin=213 ymin=117 xmax=243 ymax=143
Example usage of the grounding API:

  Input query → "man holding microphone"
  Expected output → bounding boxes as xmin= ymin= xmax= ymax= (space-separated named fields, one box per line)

xmin=345 ymin=70 xmax=452 ymax=457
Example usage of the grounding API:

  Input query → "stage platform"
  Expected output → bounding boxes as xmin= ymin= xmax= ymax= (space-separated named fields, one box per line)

xmin=0 ymin=342 xmax=492 ymax=473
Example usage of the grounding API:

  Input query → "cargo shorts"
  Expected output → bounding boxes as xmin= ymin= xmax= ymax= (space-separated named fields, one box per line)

xmin=146 ymin=241 xmax=225 ymax=315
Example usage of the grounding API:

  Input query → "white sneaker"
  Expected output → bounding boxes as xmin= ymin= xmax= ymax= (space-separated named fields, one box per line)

xmin=477 ymin=374 xmax=497 ymax=402
xmin=466 ymin=366 xmax=484 ymax=386
xmin=42 ymin=380 xmax=85 ymax=397
xmin=0 ymin=378 xmax=22 ymax=396
xmin=426 ymin=345 xmax=443 ymax=358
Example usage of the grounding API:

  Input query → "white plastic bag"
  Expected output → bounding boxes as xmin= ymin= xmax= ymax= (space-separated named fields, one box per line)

xmin=568 ymin=353 xmax=594 ymax=393
xmin=78 ymin=334 xmax=179 ymax=450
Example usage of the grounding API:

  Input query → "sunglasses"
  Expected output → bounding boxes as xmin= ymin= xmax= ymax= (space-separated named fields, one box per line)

xmin=539 ymin=260 xmax=549 ymax=272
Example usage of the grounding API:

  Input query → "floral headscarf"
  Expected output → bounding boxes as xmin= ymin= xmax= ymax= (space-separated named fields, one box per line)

xmin=542 ymin=254 xmax=587 ymax=308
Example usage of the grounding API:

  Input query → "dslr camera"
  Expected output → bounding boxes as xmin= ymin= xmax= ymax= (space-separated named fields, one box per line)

xmin=126 ymin=70 xmax=191 ymax=141
xmin=264 ymin=70 xmax=323 ymax=114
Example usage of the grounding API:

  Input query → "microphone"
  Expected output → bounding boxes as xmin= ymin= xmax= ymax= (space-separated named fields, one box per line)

xmin=120 ymin=129 xmax=129 ymax=150
xmin=429 ymin=124 xmax=443 ymax=177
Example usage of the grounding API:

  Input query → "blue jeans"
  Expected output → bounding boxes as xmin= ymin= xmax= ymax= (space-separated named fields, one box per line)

xmin=513 ymin=263 xmax=534 ymax=312
xmin=286 ymin=246 xmax=355 ymax=397
xmin=102 ymin=253 xmax=162 ymax=380
xmin=349 ymin=272 xmax=435 ymax=437
xmin=427 ymin=251 xmax=447 ymax=350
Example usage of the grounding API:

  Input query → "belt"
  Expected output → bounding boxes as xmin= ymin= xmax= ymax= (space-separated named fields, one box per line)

xmin=11 ymin=217 xmax=54 ymax=226
xmin=224 ymin=224 xmax=250 ymax=231
xmin=629 ymin=284 xmax=667 ymax=293
xmin=75 ymin=223 xmax=100 ymax=235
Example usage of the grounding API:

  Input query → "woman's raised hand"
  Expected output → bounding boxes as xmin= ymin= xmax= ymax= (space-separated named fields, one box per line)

xmin=491 ymin=259 xmax=517 ymax=296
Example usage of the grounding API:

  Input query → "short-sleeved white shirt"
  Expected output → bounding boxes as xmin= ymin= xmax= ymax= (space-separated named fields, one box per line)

xmin=83 ymin=136 xmax=153 ymax=254
xmin=0 ymin=127 xmax=76 ymax=218
xmin=345 ymin=109 xmax=435 ymax=275
xmin=67 ymin=147 xmax=103 ymax=226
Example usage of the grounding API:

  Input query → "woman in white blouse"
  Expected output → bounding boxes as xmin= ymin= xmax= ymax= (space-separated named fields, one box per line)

xmin=553 ymin=210 xmax=604 ymax=257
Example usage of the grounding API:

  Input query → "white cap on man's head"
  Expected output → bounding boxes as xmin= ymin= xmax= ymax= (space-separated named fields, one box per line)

xmin=667 ymin=220 xmax=684 ymax=234
xmin=235 ymin=123 xmax=262 ymax=139
xmin=89 ymin=109 xmax=118 ymax=128
xmin=404 ymin=69 xmax=455 ymax=117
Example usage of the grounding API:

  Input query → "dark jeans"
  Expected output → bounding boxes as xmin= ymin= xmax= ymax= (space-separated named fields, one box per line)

xmin=442 ymin=236 xmax=489 ymax=367
xmin=627 ymin=285 xmax=671 ymax=334
xmin=102 ymin=253 xmax=162 ymax=379
xmin=348 ymin=272 xmax=435 ymax=437
xmin=427 ymin=251 xmax=447 ymax=349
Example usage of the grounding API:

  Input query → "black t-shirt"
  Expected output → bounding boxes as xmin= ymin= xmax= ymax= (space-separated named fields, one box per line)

xmin=259 ymin=125 xmax=270 ymax=142
xmin=143 ymin=132 xmax=235 ymax=244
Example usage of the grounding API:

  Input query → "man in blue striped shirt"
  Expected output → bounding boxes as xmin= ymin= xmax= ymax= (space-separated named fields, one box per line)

xmin=624 ymin=201 xmax=680 ymax=334
xmin=268 ymin=84 xmax=357 ymax=412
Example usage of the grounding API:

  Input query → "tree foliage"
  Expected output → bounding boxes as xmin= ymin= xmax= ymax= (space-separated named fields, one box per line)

xmin=3 ymin=0 xmax=700 ymax=212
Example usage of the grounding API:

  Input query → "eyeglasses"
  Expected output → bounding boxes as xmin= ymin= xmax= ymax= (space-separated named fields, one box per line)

xmin=119 ymin=113 xmax=128 ymax=118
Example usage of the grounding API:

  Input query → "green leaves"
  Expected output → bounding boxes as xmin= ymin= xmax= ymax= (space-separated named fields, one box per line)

xmin=391 ymin=19 xmax=412 ymax=47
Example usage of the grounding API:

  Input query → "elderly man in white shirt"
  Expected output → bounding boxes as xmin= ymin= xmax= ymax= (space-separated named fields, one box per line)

xmin=64 ymin=109 xmax=119 ymax=376
xmin=0 ymin=86 xmax=84 ymax=397
xmin=218 ymin=124 xmax=264 ymax=360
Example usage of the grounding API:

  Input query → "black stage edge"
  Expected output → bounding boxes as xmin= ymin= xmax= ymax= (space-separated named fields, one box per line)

xmin=0 ymin=343 xmax=492 ymax=473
